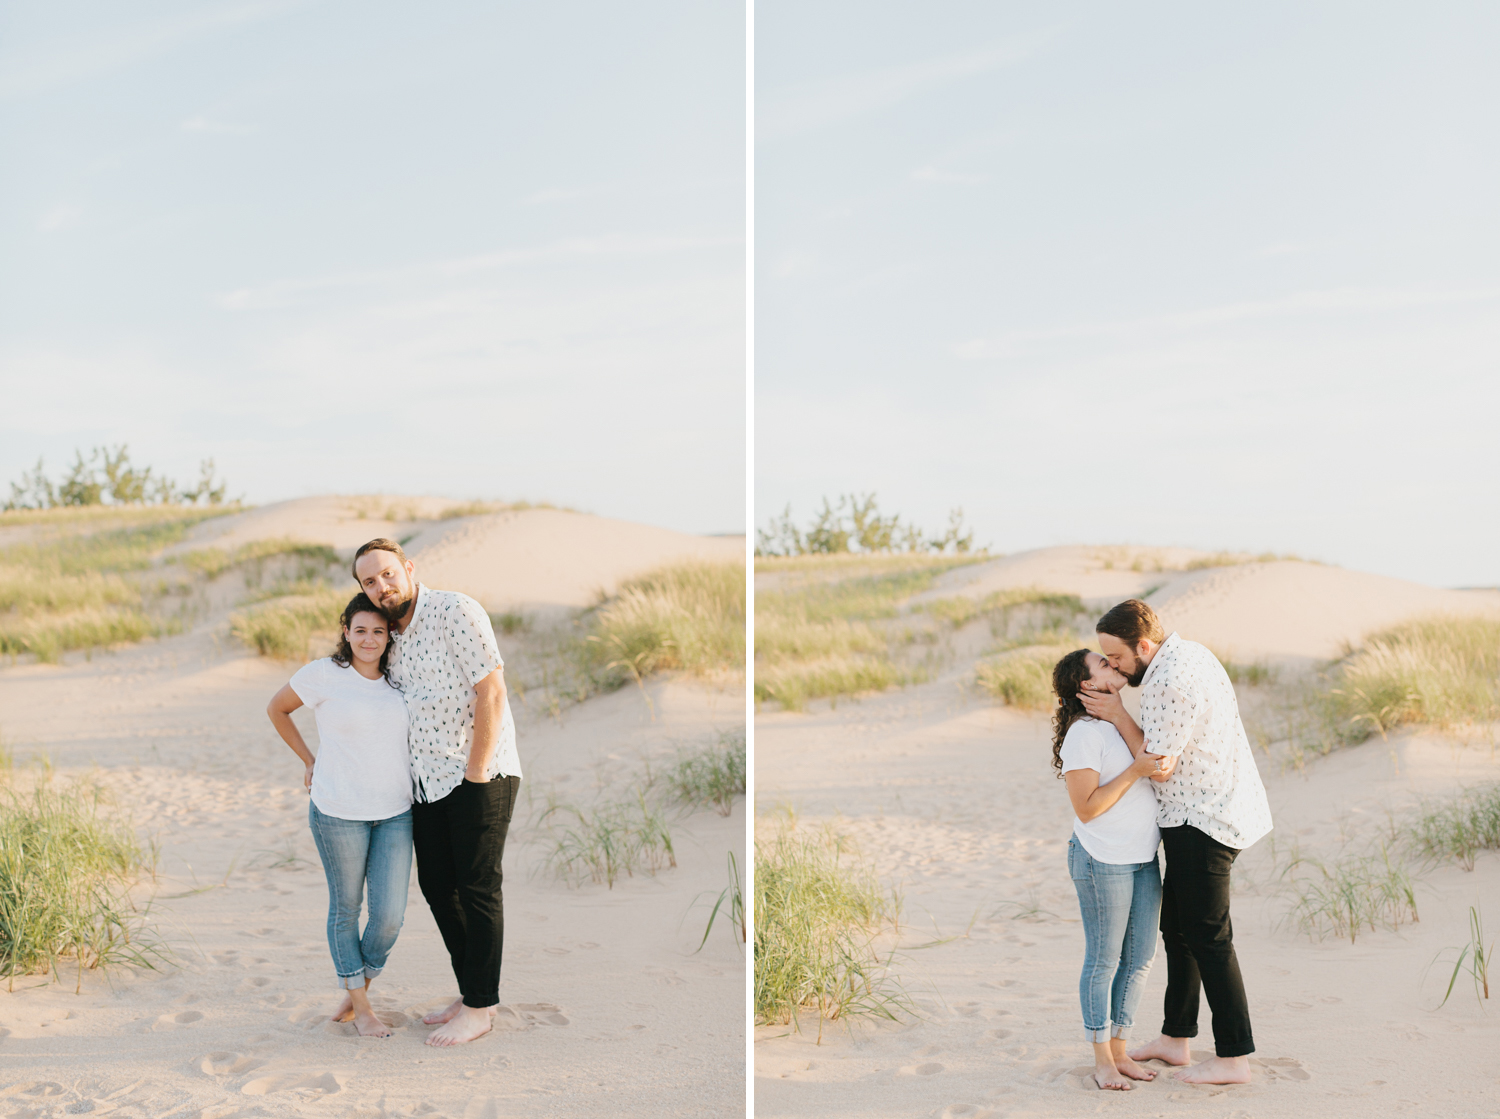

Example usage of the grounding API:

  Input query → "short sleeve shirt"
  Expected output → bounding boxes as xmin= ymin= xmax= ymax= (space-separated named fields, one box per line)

xmin=388 ymin=583 xmax=521 ymax=803
xmin=1138 ymin=632 xmax=1272 ymax=850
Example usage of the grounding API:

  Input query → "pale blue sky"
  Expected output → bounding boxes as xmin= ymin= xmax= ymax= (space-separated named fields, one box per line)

xmin=756 ymin=2 xmax=1500 ymax=586
xmin=1 ymin=1 xmax=744 ymax=533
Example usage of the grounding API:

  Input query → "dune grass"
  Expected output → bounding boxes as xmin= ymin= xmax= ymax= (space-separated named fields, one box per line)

xmin=754 ymin=554 xmax=981 ymax=710
xmin=1328 ymin=616 xmax=1500 ymax=740
xmin=695 ymin=851 xmax=745 ymax=951
xmin=664 ymin=729 xmax=746 ymax=816
xmin=582 ymin=561 xmax=745 ymax=688
xmin=1408 ymin=784 xmax=1500 ymax=872
xmin=1277 ymin=844 xmax=1419 ymax=943
xmin=536 ymin=791 xmax=676 ymax=889
xmin=975 ymin=645 xmax=1077 ymax=711
xmin=1212 ymin=652 xmax=1278 ymax=687
xmin=230 ymin=588 xmax=349 ymax=660
xmin=0 ymin=777 xmax=161 ymax=991
xmin=754 ymin=817 xmax=906 ymax=1037
xmin=1432 ymin=907 xmax=1493 ymax=1008
xmin=924 ymin=587 xmax=1084 ymax=631
xmin=179 ymin=538 xmax=339 ymax=580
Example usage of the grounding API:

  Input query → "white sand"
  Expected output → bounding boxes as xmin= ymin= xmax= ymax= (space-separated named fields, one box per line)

xmin=0 ymin=502 xmax=745 ymax=1118
xmin=754 ymin=549 xmax=1500 ymax=1118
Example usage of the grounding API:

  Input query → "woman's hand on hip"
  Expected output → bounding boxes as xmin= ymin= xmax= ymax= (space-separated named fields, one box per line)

xmin=304 ymin=761 xmax=315 ymax=791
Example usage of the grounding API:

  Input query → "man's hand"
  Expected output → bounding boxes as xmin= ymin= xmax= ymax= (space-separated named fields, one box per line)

xmin=1077 ymin=681 xmax=1127 ymax=726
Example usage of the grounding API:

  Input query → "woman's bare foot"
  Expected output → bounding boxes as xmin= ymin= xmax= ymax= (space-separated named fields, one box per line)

xmin=331 ymin=978 xmax=375 ymax=1023
xmin=426 ymin=1005 xmax=495 ymax=1047
xmin=1173 ymin=1055 xmax=1251 ymax=1084
xmin=1128 ymin=1034 xmax=1192 ymax=1066
xmin=1114 ymin=1054 xmax=1157 ymax=1080
xmin=1093 ymin=1063 xmax=1133 ymax=1091
xmin=423 ymin=997 xmax=466 ymax=1025
xmin=347 ymin=987 xmax=391 ymax=1038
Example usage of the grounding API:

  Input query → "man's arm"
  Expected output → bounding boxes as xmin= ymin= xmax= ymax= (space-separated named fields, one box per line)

xmin=1077 ymin=686 xmax=1178 ymax=781
xmin=466 ymin=668 xmax=506 ymax=782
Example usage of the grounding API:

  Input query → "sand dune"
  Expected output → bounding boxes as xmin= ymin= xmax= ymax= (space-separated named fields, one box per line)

xmin=924 ymin=546 xmax=1500 ymax=663
xmin=179 ymin=496 xmax=743 ymax=615
xmin=754 ymin=547 xmax=1500 ymax=1118
xmin=0 ymin=501 xmax=745 ymax=1118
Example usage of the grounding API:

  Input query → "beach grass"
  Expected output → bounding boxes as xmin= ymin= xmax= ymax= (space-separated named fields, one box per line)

xmin=1277 ymin=844 xmax=1419 ymax=943
xmin=664 ymin=728 xmax=746 ymax=816
xmin=1407 ymin=784 xmax=1500 ymax=872
xmin=695 ymin=851 xmax=745 ymax=951
xmin=536 ymin=790 xmax=677 ymax=889
xmin=754 ymin=817 xmax=906 ymax=1036
xmin=179 ymin=538 xmax=340 ymax=580
xmin=754 ymin=554 xmax=982 ymax=710
xmin=230 ymin=588 xmax=349 ymax=661
xmin=0 ymin=777 xmax=162 ymax=991
xmin=581 ymin=560 xmax=745 ymax=688
xmin=975 ymin=645 xmax=1076 ymax=711
xmin=1328 ymin=615 xmax=1500 ymax=740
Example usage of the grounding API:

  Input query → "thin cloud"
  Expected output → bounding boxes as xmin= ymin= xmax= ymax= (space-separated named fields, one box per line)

xmin=953 ymin=286 xmax=1500 ymax=360
xmin=181 ymin=114 xmax=257 ymax=135
xmin=0 ymin=0 xmax=306 ymax=100
xmin=217 ymin=233 xmax=741 ymax=310
xmin=910 ymin=166 xmax=988 ymax=185
xmin=38 ymin=204 xmax=82 ymax=232
xmin=759 ymin=28 xmax=1063 ymax=141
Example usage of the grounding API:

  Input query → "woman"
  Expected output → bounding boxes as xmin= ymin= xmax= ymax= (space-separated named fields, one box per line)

xmin=267 ymin=593 xmax=412 ymax=1039
xmin=1052 ymin=648 xmax=1163 ymax=1091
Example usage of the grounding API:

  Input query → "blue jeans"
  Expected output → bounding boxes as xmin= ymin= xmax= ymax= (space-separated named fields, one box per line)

xmin=308 ymin=802 xmax=414 ymax=990
xmin=1067 ymin=835 xmax=1162 ymax=1043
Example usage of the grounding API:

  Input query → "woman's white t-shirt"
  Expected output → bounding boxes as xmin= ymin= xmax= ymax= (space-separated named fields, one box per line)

xmin=1059 ymin=717 xmax=1161 ymax=864
xmin=289 ymin=658 xmax=412 ymax=821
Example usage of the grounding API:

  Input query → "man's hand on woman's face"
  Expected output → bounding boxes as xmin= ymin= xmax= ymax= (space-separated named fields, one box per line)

xmin=1077 ymin=686 xmax=1126 ymax=724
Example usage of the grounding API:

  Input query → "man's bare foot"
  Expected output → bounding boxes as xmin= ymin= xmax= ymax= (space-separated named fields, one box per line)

xmin=353 ymin=1007 xmax=393 ymax=1038
xmin=1128 ymin=1034 xmax=1193 ymax=1066
xmin=1093 ymin=1063 xmax=1132 ymax=1091
xmin=1173 ymin=1055 xmax=1252 ymax=1085
xmin=426 ymin=1005 xmax=494 ymax=1047
xmin=422 ymin=997 xmax=465 ymax=1026
xmin=1114 ymin=1055 xmax=1157 ymax=1081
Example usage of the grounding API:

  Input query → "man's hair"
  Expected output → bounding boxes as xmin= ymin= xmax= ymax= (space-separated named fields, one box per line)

xmin=1095 ymin=598 xmax=1165 ymax=647
xmin=352 ymin=537 xmax=408 ymax=583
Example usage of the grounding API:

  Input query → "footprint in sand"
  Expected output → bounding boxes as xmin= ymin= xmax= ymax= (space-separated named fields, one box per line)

xmin=1287 ymin=1001 xmax=1312 ymax=1009
xmin=1253 ymin=1057 xmax=1310 ymax=1081
xmin=901 ymin=1063 xmax=944 ymax=1076
xmin=514 ymin=1003 xmax=570 ymax=1027
xmin=200 ymin=1052 xmax=268 ymax=1077
xmin=154 ymin=1010 xmax=204 ymax=1028
xmin=645 ymin=968 xmax=685 ymax=987
xmin=982 ymin=1029 xmax=1014 ymax=1041
xmin=241 ymin=1071 xmax=346 ymax=1096
xmin=939 ymin=1105 xmax=992 ymax=1118
xmin=543 ymin=947 xmax=570 ymax=956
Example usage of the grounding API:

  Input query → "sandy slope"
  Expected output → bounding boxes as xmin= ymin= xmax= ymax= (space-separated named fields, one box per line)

xmin=923 ymin=547 xmax=1500 ymax=664
xmin=0 ymin=507 xmax=746 ymax=1119
xmin=753 ymin=554 xmax=1500 ymax=1119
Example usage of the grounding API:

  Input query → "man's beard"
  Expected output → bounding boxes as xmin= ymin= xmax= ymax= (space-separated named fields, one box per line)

xmin=379 ymin=592 xmax=412 ymax=623
xmin=1126 ymin=664 xmax=1147 ymax=688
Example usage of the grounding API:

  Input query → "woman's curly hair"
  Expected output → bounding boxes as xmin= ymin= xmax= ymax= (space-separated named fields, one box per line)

xmin=1050 ymin=648 xmax=1094 ymax=777
xmin=330 ymin=592 xmax=398 ymax=687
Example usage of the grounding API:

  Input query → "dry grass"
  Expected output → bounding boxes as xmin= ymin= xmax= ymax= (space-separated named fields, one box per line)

xmin=230 ymin=588 xmax=348 ymax=661
xmin=582 ymin=561 xmax=745 ymax=688
xmin=975 ymin=645 xmax=1078 ymax=711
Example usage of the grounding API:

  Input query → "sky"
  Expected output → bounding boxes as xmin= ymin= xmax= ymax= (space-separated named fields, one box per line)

xmin=0 ymin=1 xmax=745 ymax=534
xmin=756 ymin=1 xmax=1500 ymax=587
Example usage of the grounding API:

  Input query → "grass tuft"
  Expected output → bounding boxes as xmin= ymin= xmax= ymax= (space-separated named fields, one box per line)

xmin=975 ymin=646 xmax=1076 ymax=711
xmin=0 ymin=777 xmax=163 ymax=990
xmin=1277 ymin=844 xmax=1418 ymax=943
xmin=582 ymin=561 xmax=745 ymax=687
xmin=754 ymin=818 xmax=907 ymax=1036
xmin=230 ymin=588 xmax=348 ymax=661
xmin=537 ymin=791 xmax=676 ymax=888
xmin=1408 ymin=784 xmax=1500 ymax=872
xmin=664 ymin=729 xmax=746 ymax=816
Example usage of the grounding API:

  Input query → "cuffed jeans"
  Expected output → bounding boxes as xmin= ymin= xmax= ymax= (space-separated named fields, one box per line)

xmin=307 ymin=802 xmax=413 ymax=990
xmin=1067 ymin=835 xmax=1161 ymax=1043
xmin=1159 ymin=824 xmax=1255 ymax=1057
xmin=412 ymin=776 xmax=519 ymax=1009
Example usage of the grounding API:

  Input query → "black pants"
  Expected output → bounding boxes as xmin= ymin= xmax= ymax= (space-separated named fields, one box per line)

xmin=1159 ymin=824 xmax=1255 ymax=1057
xmin=411 ymin=776 xmax=519 ymax=1009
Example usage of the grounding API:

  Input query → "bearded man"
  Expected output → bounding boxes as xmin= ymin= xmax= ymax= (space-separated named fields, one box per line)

xmin=352 ymin=537 xmax=521 ymax=1047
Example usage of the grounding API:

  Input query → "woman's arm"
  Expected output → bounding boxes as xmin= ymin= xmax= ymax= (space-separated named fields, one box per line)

xmin=266 ymin=684 xmax=316 ymax=789
xmin=1064 ymin=752 xmax=1161 ymax=822
xmin=1077 ymin=687 xmax=1176 ymax=780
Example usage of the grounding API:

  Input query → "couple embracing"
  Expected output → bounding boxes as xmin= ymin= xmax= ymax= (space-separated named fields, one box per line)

xmin=1051 ymin=599 xmax=1273 ymax=1090
xmin=266 ymin=537 xmax=521 ymax=1046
